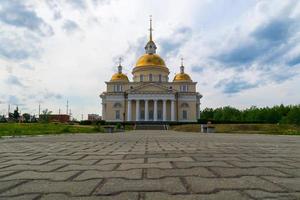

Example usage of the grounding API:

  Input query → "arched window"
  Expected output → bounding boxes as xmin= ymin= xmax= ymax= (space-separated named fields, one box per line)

xmin=182 ymin=110 xmax=188 ymax=120
xmin=159 ymin=74 xmax=162 ymax=82
xmin=181 ymin=103 xmax=189 ymax=108
xmin=149 ymin=74 xmax=153 ymax=82
xmin=140 ymin=75 xmax=144 ymax=82
xmin=113 ymin=103 xmax=122 ymax=108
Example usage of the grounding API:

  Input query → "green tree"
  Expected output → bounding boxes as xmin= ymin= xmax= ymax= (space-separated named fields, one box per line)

xmin=40 ymin=109 xmax=52 ymax=123
xmin=13 ymin=107 xmax=20 ymax=121
xmin=22 ymin=113 xmax=31 ymax=123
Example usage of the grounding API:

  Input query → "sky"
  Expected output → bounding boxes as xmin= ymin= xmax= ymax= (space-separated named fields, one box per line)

xmin=0 ymin=0 xmax=300 ymax=120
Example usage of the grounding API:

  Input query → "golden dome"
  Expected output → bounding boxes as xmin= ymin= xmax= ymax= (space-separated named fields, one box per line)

xmin=173 ymin=73 xmax=192 ymax=82
xmin=136 ymin=54 xmax=167 ymax=68
xmin=110 ymin=72 xmax=129 ymax=82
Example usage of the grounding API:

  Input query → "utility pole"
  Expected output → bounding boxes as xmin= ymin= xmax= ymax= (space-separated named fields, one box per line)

xmin=7 ymin=104 xmax=10 ymax=118
xmin=59 ymin=108 xmax=61 ymax=115
xmin=38 ymin=103 xmax=41 ymax=117
xmin=81 ymin=114 xmax=83 ymax=121
xmin=66 ymin=100 xmax=69 ymax=115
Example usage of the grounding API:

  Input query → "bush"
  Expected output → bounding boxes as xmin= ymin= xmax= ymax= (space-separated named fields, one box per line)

xmin=79 ymin=120 xmax=92 ymax=125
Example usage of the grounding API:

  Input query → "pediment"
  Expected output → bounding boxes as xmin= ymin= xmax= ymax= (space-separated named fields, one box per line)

xmin=127 ymin=83 xmax=175 ymax=93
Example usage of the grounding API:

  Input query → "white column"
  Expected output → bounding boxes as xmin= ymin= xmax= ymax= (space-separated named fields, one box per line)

xmin=171 ymin=100 xmax=175 ymax=121
xmin=135 ymin=100 xmax=140 ymax=121
xmin=145 ymin=100 xmax=149 ymax=121
xmin=102 ymin=103 xmax=105 ymax=120
xmin=154 ymin=100 xmax=158 ymax=121
xmin=127 ymin=100 xmax=131 ymax=121
xmin=163 ymin=100 xmax=167 ymax=121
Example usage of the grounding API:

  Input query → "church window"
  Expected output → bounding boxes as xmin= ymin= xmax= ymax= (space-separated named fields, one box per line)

xmin=115 ymin=110 xmax=120 ymax=120
xmin=181 ymin=103 xmax=189 ymax=108
xmin=182 ymin=110 xmax=188 ymax=120
xmin=180 ymin=85 xmax=188 ymax=92
xmin=113 ymin=103 xmax=122 ymax=108
xmin=114 ymin=85 xmax=122 ymax=92
xmin=159 ymin=74 xmax=162 ymax=82
xmin=140 ymin=75 xmax=144 ymax=82
xmin=149 ymin=74 xmax=153 ymax=82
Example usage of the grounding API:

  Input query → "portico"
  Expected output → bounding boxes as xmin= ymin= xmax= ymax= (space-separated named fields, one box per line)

xmin=127 ymin=94 xmax=176 ymax=122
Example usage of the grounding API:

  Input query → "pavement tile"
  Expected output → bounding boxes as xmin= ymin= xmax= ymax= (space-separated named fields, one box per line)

xmin=1 ymin=180 xmax=101 ymax=196
xmin=1 ymin=164 xmax=64 ymax=172
xmin=245 ymin=190 xmax=298 ymax=199
xmin=0 ymin=180 xmax=25 ymax=193
xmin=274 ymin=168 xmax=300 ymax=177
xmin=118 ymin=162 xmax=172 ymax=170
xmin=228 ymin=161 xmax=295 ymax=168
xmin=210 ymin=167 xmax=289 ymax=177
xmin=186 ymin=176 xmax=286 ymax=193
xmin=47 ymin=159 xmax=98 ymax=165
xmin=174 ymin=161 xmax=233 ymax=168
xmin=0 ymin=194 xmax=40 ymax=200
xmin=147 ymin=167 xmax=215 ymax=178
xmin=40 ymin=192 xmax=139 ymax=200
xmin=263 ymin=177 xmax=300 ymax=191
xmin=145 ymin=191 xmax=250 ymax=200
xmin=57 ymin=164 xmax=117 ymax=171
xmin=96 ymin=177 xmax=186 ymax=194
xmin=148 ymin=156 xmax=194 ymax=163
xmin=1 ymin=171 xmax=80 ymax=181
xmin=97 ymin=158 xmax=144 ymax=164
xmin=75 ymin=169 xmax=142 ymax=180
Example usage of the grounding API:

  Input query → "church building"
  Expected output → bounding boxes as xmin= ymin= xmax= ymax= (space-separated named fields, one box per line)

xmin=100 ymin=18 xmax=202 ymax=122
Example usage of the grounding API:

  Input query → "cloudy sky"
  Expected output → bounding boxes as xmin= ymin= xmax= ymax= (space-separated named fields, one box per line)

xmin=0 ymin=0 xmax=300 ymax=119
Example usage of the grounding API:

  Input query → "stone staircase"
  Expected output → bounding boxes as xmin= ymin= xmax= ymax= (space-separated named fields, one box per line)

xmin=134 ymin=124 xmax=168 ymax=130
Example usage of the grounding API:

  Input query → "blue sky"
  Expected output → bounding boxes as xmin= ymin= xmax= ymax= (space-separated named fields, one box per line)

xmin=0 ymin=0 xmax=299 ymax=119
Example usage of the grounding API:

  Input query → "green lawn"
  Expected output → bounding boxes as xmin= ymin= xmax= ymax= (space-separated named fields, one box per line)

xmin=0 ymin=123 xmax=103 ymax=137
xmin=171 ymin=124 xmax=300 ymax=135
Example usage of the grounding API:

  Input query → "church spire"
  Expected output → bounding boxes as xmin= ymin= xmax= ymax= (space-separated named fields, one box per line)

xmin=145 ymin=15 xmax=157 ymax=54
xmin=180 ymin=57 xmax=185 ymax=73
xmin=149 ymin=15 xmax=153 ymax=41
xmin=118 ymin=57 xmax=122 ymax=73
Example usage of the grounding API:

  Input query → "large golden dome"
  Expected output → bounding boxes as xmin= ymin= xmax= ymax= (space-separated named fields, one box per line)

xmin=173 ymin=73 xmax=192 ymax=82
xmin=110 ymin=72 xmax=129 ymax=82
xmin=136 ymin=54 xmax=167 ymax=68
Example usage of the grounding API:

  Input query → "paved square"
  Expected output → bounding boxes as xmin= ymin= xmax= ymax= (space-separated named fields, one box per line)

xmin=0 ymin=131 xmax=299 ymax=199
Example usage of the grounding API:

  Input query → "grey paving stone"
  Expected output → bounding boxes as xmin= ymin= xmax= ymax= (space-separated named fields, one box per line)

xmin=0 ymin=180 xmax=25 ymax=193
xmin=186 ymin=176 xmax=286 ymax=193
xmin=145 ymin=191 xmax=250 ymax=200
xmin=47 ymin=159 xmax=98 ymax=165
xmin=1 ymin=164 xmax=64 ymax=172
xmin=0 ymin=194 xmax=40 ymax=200
xmin=210 ymin=167 xmax=289 ymax=177
xmin=147 ymin=167 xmax=215 ymax=178
xmin=263 ymin=177 xmax=300 ymax=191
xmin=1 ymin=160 xmax=51 ymax=165
xmin=174 ymin=161 xmax=233 ymax=168
xmin=0 ymin=171 xmax=17 ymax=178
xmin=228 ymin=161 xmax=295 ymax=168
xmin=57 ymin=164 xmax=117 ymax=171
xmin=1 ymin=171 xmax=80 ymax=181
xmin=40 ymin=192 xmax=139 ymax=200
xmin=75 ymin=169 xmax=142 ymax=180
xmin=96 ymin=177 xmax=186 ymax=194
xmin=275 ymin=168 xmax=300 ymax=177
xmin=1 ymin=180 xmax=101 ymax=196
xmin=118 ymin=162 xmax=172 ymax=170
xmin=245 ymin=190 xmax=297 ymax=199
xmin=82 ymin=155 xmax=124 ymax=160
xmin=97 ymin=158 xmax=144 ymax=164
xmin=148 ymin=156 xmax=194 ymax=163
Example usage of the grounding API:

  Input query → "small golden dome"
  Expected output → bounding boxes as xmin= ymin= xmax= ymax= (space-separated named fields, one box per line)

xmin=173 ymin=73 xmax=192 ymax=82
xmin=136 ymin=54 xmax=167 ymax=68
xmin=110 ymin=72 xmax=129 ymax=82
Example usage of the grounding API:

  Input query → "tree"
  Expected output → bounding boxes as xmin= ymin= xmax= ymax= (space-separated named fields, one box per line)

xmin=40 ymin=109 xmax=52 ymax=123
xmin=22 ymin=113 xmax=31 ymax=123
xmin=13 ymin=107 xmax=20 ymax=120
xmin=0 ymin=115 xmax=7 ymax=123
